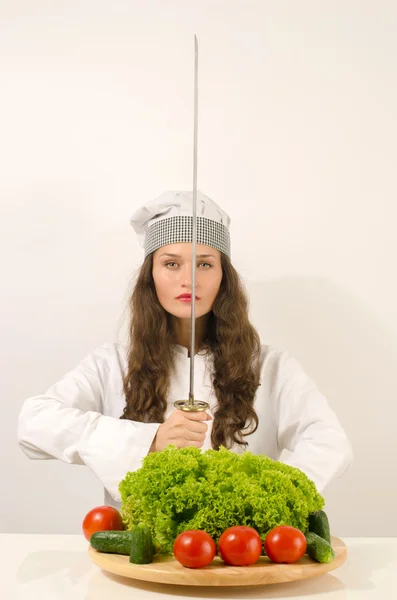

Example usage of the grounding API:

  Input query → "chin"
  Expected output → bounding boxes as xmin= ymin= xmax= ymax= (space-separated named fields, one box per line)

xmin=166 ymin=304 xmax=211 ymax=318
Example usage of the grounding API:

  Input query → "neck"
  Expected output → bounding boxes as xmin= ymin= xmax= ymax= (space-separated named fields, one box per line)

xmin=170 ymin=313 xmax=209 ymax=355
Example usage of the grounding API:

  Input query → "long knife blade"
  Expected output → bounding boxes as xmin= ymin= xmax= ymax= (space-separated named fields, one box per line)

xmin=174 ymin=36 xmax=209 ymax=413
xmin=189 ymin=34 xmax=199 ymax=408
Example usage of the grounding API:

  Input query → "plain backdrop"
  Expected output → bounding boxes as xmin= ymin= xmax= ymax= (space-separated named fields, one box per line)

xmin=1 ymin=1 xmax=396 ymax=536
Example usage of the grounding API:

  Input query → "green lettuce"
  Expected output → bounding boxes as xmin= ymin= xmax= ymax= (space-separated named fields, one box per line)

xmin=119 ymin=445 xmax=324 ymax=555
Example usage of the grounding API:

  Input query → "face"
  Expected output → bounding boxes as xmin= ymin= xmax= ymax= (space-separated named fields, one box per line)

xmin=152 ymin=243 xmax=223 ymax=319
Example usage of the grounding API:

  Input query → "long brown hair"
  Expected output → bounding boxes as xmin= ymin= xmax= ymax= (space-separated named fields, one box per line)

xmin=120 ymin=252 xmax=262 ymax=449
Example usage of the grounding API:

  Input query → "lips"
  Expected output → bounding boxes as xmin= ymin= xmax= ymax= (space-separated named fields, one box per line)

xmin=177 ymin=294 xmax=200 ymax=300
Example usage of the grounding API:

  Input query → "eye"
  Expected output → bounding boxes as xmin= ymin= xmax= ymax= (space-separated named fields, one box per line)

xmin=164 ymin=262 xmax=212 ymax=268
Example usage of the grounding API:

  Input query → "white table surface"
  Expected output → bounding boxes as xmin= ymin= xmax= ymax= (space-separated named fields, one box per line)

xmin=0 ymin=534 xmax=395 ymax=600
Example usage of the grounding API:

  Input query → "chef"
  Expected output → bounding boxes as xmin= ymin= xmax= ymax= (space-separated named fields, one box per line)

xmin=17 ymin=190 xmax=353 ymax=509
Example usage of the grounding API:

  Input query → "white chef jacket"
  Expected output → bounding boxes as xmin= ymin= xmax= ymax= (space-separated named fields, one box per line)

xmin=17 ymin=343 xmax=353 ymax=508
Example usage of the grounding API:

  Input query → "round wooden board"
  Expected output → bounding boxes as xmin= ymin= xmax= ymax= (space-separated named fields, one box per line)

xmin=88 ymin=535 xmax=347 ymax=586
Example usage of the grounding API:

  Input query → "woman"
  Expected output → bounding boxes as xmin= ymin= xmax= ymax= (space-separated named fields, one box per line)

xmin=17 ymin=190 xmax=353 ymax=508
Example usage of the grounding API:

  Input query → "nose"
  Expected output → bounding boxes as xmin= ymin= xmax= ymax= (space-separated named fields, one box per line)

xmin=179 ymin=263 xmax=196 ymax=289
xmin=181 ymin=268 xmax=192 ymax=288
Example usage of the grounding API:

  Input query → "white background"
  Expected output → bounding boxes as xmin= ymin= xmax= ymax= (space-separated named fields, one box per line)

xmin=1 ymin=1 xmax=396 ymax=536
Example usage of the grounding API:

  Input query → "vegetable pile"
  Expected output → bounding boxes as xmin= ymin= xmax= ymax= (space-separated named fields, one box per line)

xmin=88 ymin=514 xmax=336 ymax=567
xmin=118 ymin=445 xmax=325 ymax=556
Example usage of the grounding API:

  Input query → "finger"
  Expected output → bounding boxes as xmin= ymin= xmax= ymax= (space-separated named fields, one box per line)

xmin=172 ymin=409 xmax=209 ymax=424
xmin=177 ymin=439 xmax=205 ymax=449
xmin=183 ymin=430 xmax=206 ymax=442
xmin=187 ymin=440 xmax=205 ymax=448
xmin=182 ymin=410 xmax=212 ymax=421
xmin=171 ymin=422 xmax=207 ymax=438
xmin=185 ymin=421 xmax=208 ymax=434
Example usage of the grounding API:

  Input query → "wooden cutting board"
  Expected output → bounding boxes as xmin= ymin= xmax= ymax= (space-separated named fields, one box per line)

xmin=88 ymin=535 xmax=347 ymax=586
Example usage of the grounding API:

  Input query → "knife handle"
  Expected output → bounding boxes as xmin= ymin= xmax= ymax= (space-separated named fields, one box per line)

xmin=174 ymin=399 xmax=210 ymax=412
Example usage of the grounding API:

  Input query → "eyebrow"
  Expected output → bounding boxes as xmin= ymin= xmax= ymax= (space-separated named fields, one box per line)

xmin=159 ymin=252 xmax=217 ymax=259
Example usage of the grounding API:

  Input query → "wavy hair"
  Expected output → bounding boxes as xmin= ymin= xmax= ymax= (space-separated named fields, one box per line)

xmin=120 ymin=252 xmax=262 ymax=449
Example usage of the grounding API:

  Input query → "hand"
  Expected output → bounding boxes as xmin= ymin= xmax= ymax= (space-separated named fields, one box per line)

xmin=149 ymin=408 xmax=212 ymax=453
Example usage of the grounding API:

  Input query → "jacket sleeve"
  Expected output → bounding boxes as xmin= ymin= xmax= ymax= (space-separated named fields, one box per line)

xmin=274 ymin=352 xmax=353 ymax=493
xmin=17 ymin=344 xmax=160 ymax=502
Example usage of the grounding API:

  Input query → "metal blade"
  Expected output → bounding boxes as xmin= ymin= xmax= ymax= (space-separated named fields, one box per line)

xmin=174 ymin=35 xmax=209 ymax=413
xmin=188 ymin=34 xmax=199 ymax=408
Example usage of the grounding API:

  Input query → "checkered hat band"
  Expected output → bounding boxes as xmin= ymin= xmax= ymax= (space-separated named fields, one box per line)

xmin=144 ymin=216 xmax=231 ymax=259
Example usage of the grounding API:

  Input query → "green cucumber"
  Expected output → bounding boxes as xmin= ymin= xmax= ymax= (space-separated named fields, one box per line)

xmin=308 ymin=510 xmax=331 ymax=543
xmin=90 ymin=531 xmax=134 ymax=554
xmin=305 ymin=532 xmax=335 ymax=564
xmin=129 ymin=524 xmax=154 ymax=564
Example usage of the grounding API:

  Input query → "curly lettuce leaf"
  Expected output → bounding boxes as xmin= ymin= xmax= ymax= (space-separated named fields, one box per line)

xmin=119 ymin=445 xmax=324 ymax=555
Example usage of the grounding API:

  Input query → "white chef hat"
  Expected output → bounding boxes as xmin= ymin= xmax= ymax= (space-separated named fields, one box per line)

xmin=130 ymin=190 xmax=231 ymax=260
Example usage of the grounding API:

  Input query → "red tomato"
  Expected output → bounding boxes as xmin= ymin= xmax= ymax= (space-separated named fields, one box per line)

xmin=173 ymin=530 xmax=216 ymax=568
xmin=264 ymin=525 xmax=307 ymax=563
xmin=218 ymin=526 xmax=262 ymax=566
xmin=82 ymin=505 xmax=124 ymax=541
